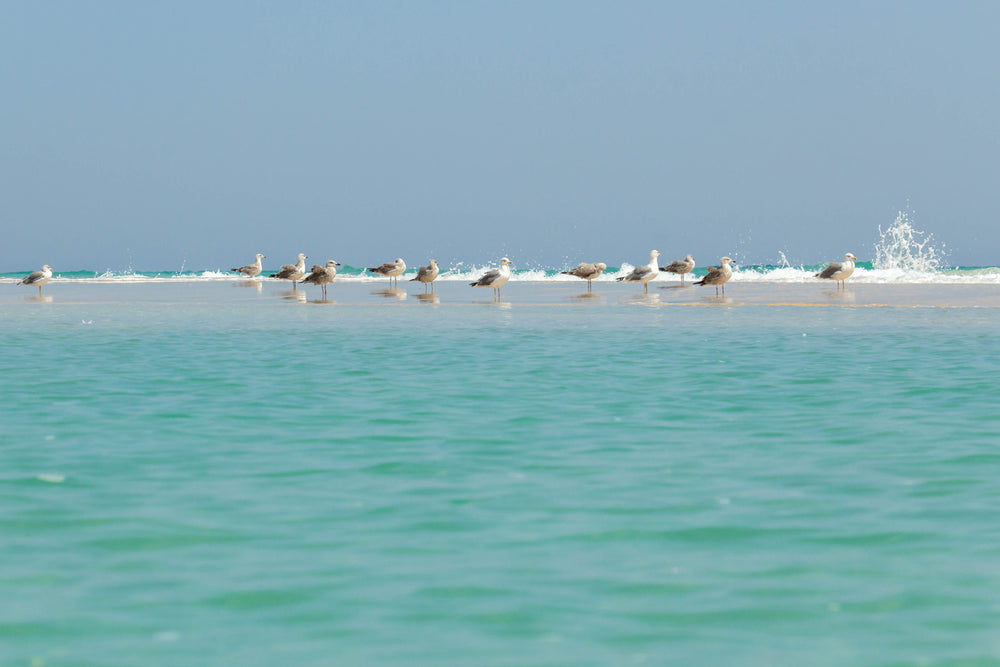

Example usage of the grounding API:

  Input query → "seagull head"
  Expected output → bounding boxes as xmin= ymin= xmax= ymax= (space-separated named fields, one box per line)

xmin=500 ymin=257 xmax=512 ymax=265
xmin=650 ymin=250 xmax=661 ymax=258
xmin=845 ymin=253 xmax=858 ymax=261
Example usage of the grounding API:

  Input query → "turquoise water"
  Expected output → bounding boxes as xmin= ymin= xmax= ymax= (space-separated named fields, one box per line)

xmin=3 ymin=296 xmax=1000 ymax=665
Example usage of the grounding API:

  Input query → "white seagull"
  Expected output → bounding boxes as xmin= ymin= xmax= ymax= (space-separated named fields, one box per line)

xmin=660 ymin=254 xmax=696 ymax=284
xmin=410 ymin=259 xmax=440 ymax=292
xmin=367 ymin=258 xmax=406 ymax=286
xmin=19 ymin=265 xmax=53 ymax=296
xmin=694 ymin=256 xmax=735 ymax=295
xmin=816 ymin=253 xmax=858 ymax=290
xmin=231 ymin=253 xmax=266 ymax=278
xmin=301 ymin=260 xmax=340 ymax=299
xmin=616 ymin=250 xmax=661 ymax=293
xmin=470 ymin=257 xmax=513 ymax=300
xmin=561 ymin=262 xmax=607 ymax=291
xmin=270 ymin=253 xmax=308 ymax=290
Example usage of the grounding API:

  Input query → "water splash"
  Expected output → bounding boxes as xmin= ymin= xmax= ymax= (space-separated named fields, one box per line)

xmin=874 ymin=208 xmax=945 ymax=271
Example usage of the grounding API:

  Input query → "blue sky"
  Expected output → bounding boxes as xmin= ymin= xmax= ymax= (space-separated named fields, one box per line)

xmin=2 ymin=1 xmax=997 ymax=270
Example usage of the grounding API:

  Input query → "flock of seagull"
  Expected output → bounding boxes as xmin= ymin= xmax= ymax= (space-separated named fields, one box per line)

xmin=15 ymin=251 xmax=860 ymax=299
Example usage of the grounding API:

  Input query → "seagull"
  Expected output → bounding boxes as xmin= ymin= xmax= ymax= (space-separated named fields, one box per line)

xmin=270 ymin=253 xmax=308 ymax=290
xmin=301 ymin=260 xmax=340 ymax=299
xmin=616 ymin=250 xmax=661 ymax=293
xmin=367 ymin=258 xmax=406 ymax=286
xmin=470 ymin=257 xmax=513 ymax=300
xmin=816 ymin=253 xmax=858 ymax=289
xmin=410 ymin=259 xmax=440 ymax=292
xmin=660 ymin=254 xmax=696 ymax=284
xmin=561 ymin=262 xmax=607 ymax=292
xmin=18 ymin=265 xmax=53 ymax=296
xmin=231 ymin=254 xmax=266 ymax=278
xmin=694 ymin=256 xmax=735 ymax=295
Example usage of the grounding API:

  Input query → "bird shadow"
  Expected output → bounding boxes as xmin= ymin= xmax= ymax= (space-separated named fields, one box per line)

xmin=415 ymin=293 xmax=440 ymax=304
xmin=823 ymin=289 xmax=856 ymax=302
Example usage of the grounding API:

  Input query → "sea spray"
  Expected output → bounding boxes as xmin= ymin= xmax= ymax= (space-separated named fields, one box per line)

xmin=874 ymin=208 xmax=946 ymax=272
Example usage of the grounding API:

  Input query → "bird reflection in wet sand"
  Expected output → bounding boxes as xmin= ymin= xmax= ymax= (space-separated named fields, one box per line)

xmin=240 ymin=280 xmax=263 ymax=292
xmin=374 ymin=288 xmax=406 ymax=300
xmin=415 ymin=292 xmax=440 ymax=304
xmin=301 ymin=260 xmax=340 ymax=300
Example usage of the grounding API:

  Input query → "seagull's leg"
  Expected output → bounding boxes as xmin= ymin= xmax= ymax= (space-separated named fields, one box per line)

xmin=643 ymin=282 xmax=648 ymax=294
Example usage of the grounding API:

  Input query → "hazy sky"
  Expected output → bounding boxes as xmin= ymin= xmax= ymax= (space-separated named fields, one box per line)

xmin=3 ymin=1 xmax=998 ymax=270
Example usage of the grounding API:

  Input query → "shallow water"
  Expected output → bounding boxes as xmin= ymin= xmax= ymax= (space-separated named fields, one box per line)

xmin=2 ymin=286 xmax=999 ymax=665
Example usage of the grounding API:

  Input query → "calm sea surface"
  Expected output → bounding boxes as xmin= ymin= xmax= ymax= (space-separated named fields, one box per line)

xmin=2 ymin=287 xmax=999 ymax=666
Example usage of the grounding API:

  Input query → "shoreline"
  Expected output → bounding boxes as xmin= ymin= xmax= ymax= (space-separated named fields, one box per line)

xmin=3 ymin=280 xmax=999 ymax=308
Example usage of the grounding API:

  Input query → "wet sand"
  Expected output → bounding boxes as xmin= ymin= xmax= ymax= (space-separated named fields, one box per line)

xmin=2 ymin=279 xmax=999 ymax=308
